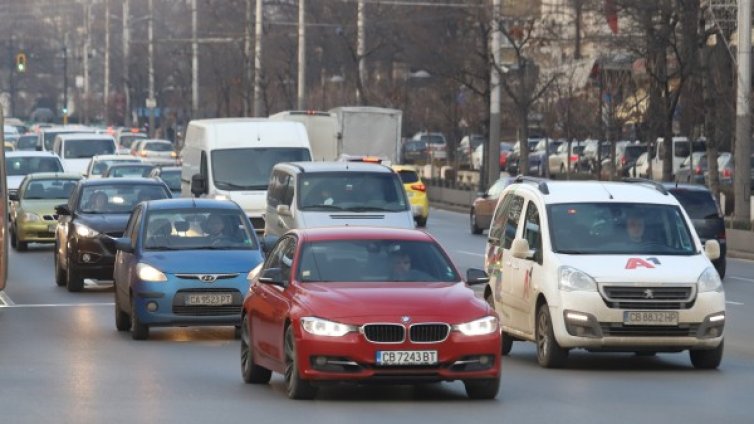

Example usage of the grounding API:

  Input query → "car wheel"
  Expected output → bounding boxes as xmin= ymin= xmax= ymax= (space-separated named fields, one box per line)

xmin=10 ymin=225 xmax=17 ymax=249
xmin=463 ymin=378 xmax=500 ymax=400
xmin=470 ymin=210 xmax=483 ymax=235
xmin=114 ymin=285 xmax=130 ymax=332
xmin=484 ymin=291 xmax=511 ymax=355
xmin=415 ymin=216 xmax=427 ymax=228
xmin=241 ymin=315 xmax=272 ymax=384
xmin=130 ymin=298 xmax=150 ymax=340
xmin=714 ymin=256 xmax=727 ymax=279
xmin=17 ymin=240 xmax=28 ymax=252
xmin=284 ymin=326 xmax=317 ymax=399
xmin=560 ymin=164 xmax=566 ymax=176
xmin=690 ymin=340 xmax=724 ymax=369
xmin=54 ymin=245 xmax=67 ymax=287
xmin=536 ymin=304 xmax=568 ymax=368
xmin=66 ymin=259 xmax=84 ymax=292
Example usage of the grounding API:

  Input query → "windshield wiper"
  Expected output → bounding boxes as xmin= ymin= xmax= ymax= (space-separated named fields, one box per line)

xmin=345 ymin=206 xmax=400 ymax=212
xmin=214 ymin=181 xmax=264 ymax=190
xmin=303 ymin=204 xmax=345 ymax=211
xmin=557 ymin=249 xmax=591 ymax=254
xmin=145 ymin=246 xmax=182 ymax=251
xmin=703 ymin=213 xmax=721 ymax=219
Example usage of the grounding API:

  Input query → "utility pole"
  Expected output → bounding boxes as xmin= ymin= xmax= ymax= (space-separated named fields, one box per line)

xmin=244 ymin=0 xmax=252 ymax=116
xmin=253 ymin=0 xmax=264 ymax=116
xmin=63 ymin=34 xmax=69 ymax=125
xmin=104 ymin=0 xmax=110 ymax=122
xmin=735 ymin=0 xmax=752 ymax=224
xmin=356 ymin=0 xmax=366 ymax=105
xmin=123 ymin=0 xmax=131 ymax=126
xmin=192 ymin=0 xmax=199 ymax=118
xmin=83 ymin=0 xmax=91 ymax=124
xmin=297 ymin=0 xmax=306 ymax=110
xmin=148 ymin=0 xmax=155 ymax=137
xmin=486 ymin=0 xmax=502 ymax=190
xmin=8 ymin=37 xmax=15 ymax=118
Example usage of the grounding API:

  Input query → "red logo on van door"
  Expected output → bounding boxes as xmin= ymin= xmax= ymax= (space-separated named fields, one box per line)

xmin=625 ymin=258 xmax=659 ymax=269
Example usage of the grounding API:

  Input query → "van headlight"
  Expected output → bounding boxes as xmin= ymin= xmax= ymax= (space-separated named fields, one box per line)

xmin=454 ymin=316 xmax=498 ymax=336
xmin=136 ymin=263 xmax=168 ymax=282
xmin=74 ymin=223 xmax=100 ymax=238
xmin=698 ymin=267 xmax=723 ymax=293
xmin=558 ymin=266 xmax=597 ymax=292
xmin=301 ymin=317 xmax=356 ymax=337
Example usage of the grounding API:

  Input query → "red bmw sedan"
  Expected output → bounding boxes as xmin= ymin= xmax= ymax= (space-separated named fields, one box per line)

xmin=240 ymin=227 xmax=501 ymax=400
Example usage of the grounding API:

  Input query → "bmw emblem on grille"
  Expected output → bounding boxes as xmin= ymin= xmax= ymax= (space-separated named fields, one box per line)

xmin=199 ymin=275 xmax=217 ymax=283
xmin=643 ymin=289 xmax=654 ymax=299
xmin=401 ymin=316 xmax=411 ymax=324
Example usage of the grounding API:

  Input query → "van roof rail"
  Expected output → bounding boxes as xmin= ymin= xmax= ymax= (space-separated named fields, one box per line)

xmin=621 ymin=177 xmax=669 ymax=195
xmin=513 ymin=175 xmax=549 ymax=195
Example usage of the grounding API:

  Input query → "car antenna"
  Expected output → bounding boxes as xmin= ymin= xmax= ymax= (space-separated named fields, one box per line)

xmin=601 ymin=183 xmax=614 ymax=200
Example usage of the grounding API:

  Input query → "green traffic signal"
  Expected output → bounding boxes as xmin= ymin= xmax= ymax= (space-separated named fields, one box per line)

xmin=15 ymin=52 xmax=27 ymax=73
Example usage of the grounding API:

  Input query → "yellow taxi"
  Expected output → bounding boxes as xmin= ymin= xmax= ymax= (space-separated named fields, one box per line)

xmin=391 ymin=164 xmax=429 ymax=227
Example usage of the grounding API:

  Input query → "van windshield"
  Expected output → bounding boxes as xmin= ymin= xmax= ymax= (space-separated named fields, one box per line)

xmin=63 ymin=139 xmax=115 ymax=158
xmin=675 ymin=140 xmax=705 ymax=158
xmin=212 ymin=148 xmax=311 ymax=191
xmin=298 ymin=172 xmax=409 ymax=212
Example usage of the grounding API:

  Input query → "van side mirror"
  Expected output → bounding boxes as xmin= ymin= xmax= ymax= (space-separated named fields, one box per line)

xmin=704 ymin=239 xmax=721 ymax=261
xmin=190 ymin=173 xmax=207 ymax=197
xmin=8 ymin=192 xmax=19 ymax=202
xmin=511 ymin=238 xmax=531 ymax=259
xmin=55 ymin=204 xmax=71 ymax=216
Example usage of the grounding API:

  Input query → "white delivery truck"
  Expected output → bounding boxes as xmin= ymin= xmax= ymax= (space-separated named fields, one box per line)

xmin=329 ymin=107 xmax=402 ymax=163
xmin=268 ymin=111 xmax=340 ymax=161
xmin=180 ymin=118 xmax=312 ymax=231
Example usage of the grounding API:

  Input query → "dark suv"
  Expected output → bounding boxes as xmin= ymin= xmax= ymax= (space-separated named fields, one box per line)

xmin=54 ymin=178 xmax=172 ymax=291
xmin=665 ymin=184 xmax=727 ymax=278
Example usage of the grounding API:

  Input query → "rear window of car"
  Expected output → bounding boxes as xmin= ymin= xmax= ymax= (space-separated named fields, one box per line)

xmin=670 ymin=189 xmax=719 ymax=219
xmin=6 ymin=156 xmax=63 ymax=176
xmin=397 ymin=170 xmax=419 ymax=184
xmin=145 ymin=142 xmax=173 ymax=152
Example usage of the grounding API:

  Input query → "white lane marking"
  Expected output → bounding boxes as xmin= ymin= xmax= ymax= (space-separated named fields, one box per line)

xmin=726 ymin=301 xmax=744 ymax=306
xmin=727 ymin=276 xmax=754 ymax=283
xmin=0 ymin=302 xmax=114 ymax=309
xmin=457 ymin=250 xmax=485 ymax=258
xmin=0 ymin=291 xmax=16 ymax=306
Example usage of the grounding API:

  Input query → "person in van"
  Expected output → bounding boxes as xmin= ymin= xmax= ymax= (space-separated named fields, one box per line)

xmin=625 ymin=210 xmax=646 ymax=243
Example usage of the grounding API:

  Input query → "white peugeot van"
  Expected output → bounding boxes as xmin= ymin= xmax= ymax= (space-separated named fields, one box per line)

xmin=263 ymin=161 xmax=415 ymax=237
xmin=483 ymin=177 xmax=725 ymax=369
xmin=181 ymin=118 xmax=312 ymax=231
xmin=53 ymin=133 xmax=117 ymax=175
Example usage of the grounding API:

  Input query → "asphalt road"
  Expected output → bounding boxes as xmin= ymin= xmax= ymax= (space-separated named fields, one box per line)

xmin=1 ymin=208 xmax=753 ymax=423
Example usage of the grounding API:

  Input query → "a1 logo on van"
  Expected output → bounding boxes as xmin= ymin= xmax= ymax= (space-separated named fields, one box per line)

xmin=625 ymin=257 xmax=662 ymax=270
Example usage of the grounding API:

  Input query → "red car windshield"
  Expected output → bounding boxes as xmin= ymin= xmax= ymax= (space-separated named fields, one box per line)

xmin=297 ymin=240 xmax=459 ymax=283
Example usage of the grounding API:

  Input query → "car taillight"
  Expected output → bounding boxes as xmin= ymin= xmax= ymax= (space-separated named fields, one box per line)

xmin=722 ymin=168 xmax=731 ymax=178
xmin=140 ymin=151 xmax=148 ymax=157
xmin=570 ymin=154 xmax=579 ymax=163
xmin=694 ymin=165 xmax=703 ymax=175
xmin=410 ymin=183 xmax=426 ymax=192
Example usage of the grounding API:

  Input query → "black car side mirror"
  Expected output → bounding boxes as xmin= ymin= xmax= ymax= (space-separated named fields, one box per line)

xmin=259 ymin=268 xmax=285 ymax=287
xmin=190 ymin=173 xmax=207 ymax=198
xmin=8 ymin=193 xmax=19 ymax=202
xmin=55 ymin=204 xmax=71 ymax=216
xmin=466 ymin=268 xmax=490 ymax=285
xmin=261 ymin=235 xmax=279 ymax=255
xmin=114 ymin=237 xmax=134 ymax=253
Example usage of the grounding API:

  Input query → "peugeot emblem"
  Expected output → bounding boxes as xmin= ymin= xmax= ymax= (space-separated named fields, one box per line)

xmin=643 ymin=289 xmax=654 ymax=299
xmin=199 ymin=275 xmax=217 ymax=283
xmin=401 ymin=316 xmax=411 ymax=324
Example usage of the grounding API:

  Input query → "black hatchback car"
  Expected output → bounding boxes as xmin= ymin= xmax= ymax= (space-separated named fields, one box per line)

xmin=664 ymin=183 xmax=727 ymax=278
xmin=53 ymin=178 xmax=172 ymax=291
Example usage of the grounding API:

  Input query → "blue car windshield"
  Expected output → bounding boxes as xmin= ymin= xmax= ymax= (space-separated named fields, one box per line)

xmin=143 ymin=209 xmax=257 ymax=251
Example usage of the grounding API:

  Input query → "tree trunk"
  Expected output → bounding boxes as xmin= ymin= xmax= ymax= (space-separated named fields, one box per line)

xmin=519 ymin=108 xmax=530 ymax=176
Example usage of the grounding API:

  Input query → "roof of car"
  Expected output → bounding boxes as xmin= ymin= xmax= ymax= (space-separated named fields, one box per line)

xmin=78 ymin=177 xmax=167 ymax=187
xmin=279 ymin=161 xmax=393 ymax=173
xmin=56 ymin=133 xmax=115 ymax=141
xmin=294 ymin=226 xmax=436 ymax=242
xmin=510 ymin=180 xmax=680 ymax=205
xmin=664 ymin=183 xmax=712 ymax=193
xmin=144 ymin=198 xmax=241 ymax=211
xmin=91 ymin=154 xmax=142 ymax=161
xmin=391 ymin=164 xmax=420 ymax=173
xmin=41 ymin=125 xmax=97 ymax=133
xmin=23 ymin=172 xmax=81 ymax=181
xmin=107 ymin=163 xmax=154 ymax=168
xmin=5 ymin=151 xmax=58 ymax=158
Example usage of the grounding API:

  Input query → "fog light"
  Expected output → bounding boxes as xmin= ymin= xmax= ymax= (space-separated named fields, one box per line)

xmin=146 ymin=302 xmax=158 ymax=312
xmin=82 ymin=253 xmax=92 ymax=263
xmin=315 ymin=356 xmax=327 ymax=366
xmin=479 ymin=355 xmax=490 ymax=365
xmin=708 ymin=327 xmax=720 ymax=338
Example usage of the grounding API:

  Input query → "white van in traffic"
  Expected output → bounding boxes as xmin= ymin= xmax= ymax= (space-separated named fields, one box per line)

xmin=181 ymin=118 xmax=312 ymax=231
xmin=268 ymin=111 xmax=340 ymax=161
xmin=53 ymin=133 xmax=118 ymax=175
xmin=650 ymin=137 xmax=705 ymax=180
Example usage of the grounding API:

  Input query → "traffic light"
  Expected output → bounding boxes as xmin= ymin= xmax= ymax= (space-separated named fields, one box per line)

xmin=15 ymin=52 xmax=27 ymax=73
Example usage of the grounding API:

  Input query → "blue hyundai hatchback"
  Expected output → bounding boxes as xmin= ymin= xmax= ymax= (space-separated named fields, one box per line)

xmin=113 ymin=199 xmax=264 ymax=340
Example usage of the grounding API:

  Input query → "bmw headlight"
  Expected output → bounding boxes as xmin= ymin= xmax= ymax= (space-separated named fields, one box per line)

xmin=454 ymin=316 xmax=498 ymax=336
xmin=22 ymin=212 xmax=42 ymax=222
xmin=698 ymin=267 xmax=723 ymax=293
xmin=558 ymin=266 xmax=597 ymax=292
xmin=301 ymin=317 xmax=356 ymax=337
xmin=136 ymin=263 xmax=167 ymax=282
xmin=74 ymin=223 xmax=100 ymax=238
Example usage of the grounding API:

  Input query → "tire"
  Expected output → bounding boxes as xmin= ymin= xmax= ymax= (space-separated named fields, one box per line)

xmin=415 ymin=216 xmax=427 ymax=228
xmin=54 ymin=247 xmax=67 ymax=287
xmin=241 ymin=315 xmax=272 ymax=384
xmin=66 ymin=260 xmax=84 ymax=292
xmin=17 ymin=240 xmax=28 ymax=252
xmin=463 ymin=378 xmax=500 ymax=400
xmin=10 ymin=225 xmax=17 ymax=248
xmin=535 ymin=304 xmax=568 ymax=368
xmin=130 ymin=298 xmax=150 ymax=340
xmin=560 ymin=164 xmax=566 ymax=176
xmin=714 ymin=256 xmax=727 ymax=280
xmin=484 ymin=291 xmax=511 ymax=355
xmin=470 ymin=210 xmax=483 ymax=235
xmin=690 ymin=340 xmax=724 ymax=369
xmin=284 ymin=326 xmax=317 ymax=399
xmin=114 ymin=286 xmax=130 ymax=332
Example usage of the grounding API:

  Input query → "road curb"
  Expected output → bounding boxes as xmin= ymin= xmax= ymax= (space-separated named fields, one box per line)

xmin=727 ymin=250 xmax=754 ymax=261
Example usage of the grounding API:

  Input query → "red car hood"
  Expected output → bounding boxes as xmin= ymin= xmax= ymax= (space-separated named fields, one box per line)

xmin=296 ymin=282 xmax=490 ymax=322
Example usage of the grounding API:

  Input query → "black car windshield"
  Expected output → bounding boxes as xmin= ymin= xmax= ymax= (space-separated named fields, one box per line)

xmin=16 ymin=136 xmax=37 ymax=151
xmin=297 ymin=172 xmax=408 ymax=212
xmin=92 ymin=159 xmax=141 ymax=175
xmin=159 ymin=170 xmax=181 ymax=191
xmin=396 ymin=170 xmax=419 ymax=184
xmin=143 ymin=209 xmax=257 ymax=250
xmin=548 ymin=203 xmax=696 ymax=255
xmin=119 ymin=134 xmax=146 ymax=148
xmin=211 ymin=148 xmax=311 ymax=191
xmin=670 ymin=190 xmax=719 ymax=219
xmin=78 ymin=184 xmax=170 ymax=214
xmin=23 ymin=178 xmax=79 ymax=199
xmin=107 ymin=165 xmax=154 ymax=177
xmin=145 ymin=142 xmax=173 ymax=152
xmin=6 ymin=156 xmax=63 ymax=176
xmin=64 ymin=139 xmax=115 ymax=158
xmin=297 ymin=240 xmax=459 ymax=283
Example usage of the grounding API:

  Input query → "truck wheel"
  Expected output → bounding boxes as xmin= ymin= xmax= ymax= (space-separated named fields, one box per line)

xmin=536 ymin=304 xmax=568 ymax=368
